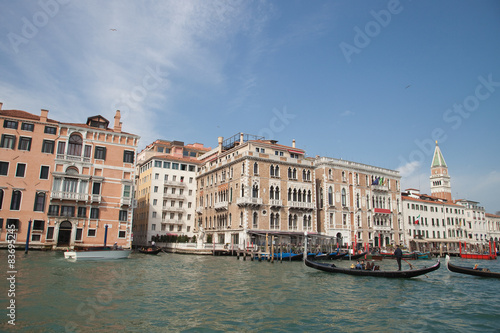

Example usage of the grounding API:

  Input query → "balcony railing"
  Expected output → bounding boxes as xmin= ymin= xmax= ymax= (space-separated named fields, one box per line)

xmin=51 ymin=191 xmax=87 ymax=201
xmin=56 ymin=154 xmax=91 ymax=163
xmin=163 ymin=193 xmax=185 ymax=200
xmin=164 ymin=180 xmax=186 ymax=187
xmin=236 ymin=197 xmax=263 ymax=207
xmin=162 ymin=206 xmax=185 ymax=213
xmin=196 ymin=207 xmax=203 ymax=214
xmin=288 ymin=201 xmax=314 ymax=210
xmin=120 ymin=197 xmax=132 ymax=206
xmin=269 ymin=199 xmax=283 ymax=207
xmin=214 ymin=201 xmax=229 ymax=211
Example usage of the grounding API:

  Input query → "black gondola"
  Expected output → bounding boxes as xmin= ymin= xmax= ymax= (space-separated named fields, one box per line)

xmin=304 ymin=257 xmax=440 ymax=278
xmin=341 ymin=252 xmax=368 ymax=260
xmin=446 ymin=255 xmax=500 ymax=278
xmin=139 ymin=247 xmax=162 ymax=255
xmin=327 ymin=252 xmax=348 ymax=260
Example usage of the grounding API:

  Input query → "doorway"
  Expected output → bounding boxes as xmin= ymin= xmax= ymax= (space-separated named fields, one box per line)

xmin=57 ymin=221 xmax=72 ymax=246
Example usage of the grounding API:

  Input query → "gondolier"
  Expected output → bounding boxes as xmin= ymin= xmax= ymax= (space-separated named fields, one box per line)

xmin=394 ymin=245 xmax=403 ymax=271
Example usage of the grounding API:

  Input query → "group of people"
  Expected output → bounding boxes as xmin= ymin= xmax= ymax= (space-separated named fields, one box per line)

xmin=351 ymin=260 xmax=378 ymax=271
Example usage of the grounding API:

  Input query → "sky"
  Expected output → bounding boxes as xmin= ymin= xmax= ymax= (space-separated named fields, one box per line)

xmin=1 ymin=0 xmax=499 ymax=213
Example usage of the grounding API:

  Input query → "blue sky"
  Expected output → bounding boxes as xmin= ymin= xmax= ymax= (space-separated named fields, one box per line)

xmin=1 ymin=0 xmax=499 ymax=213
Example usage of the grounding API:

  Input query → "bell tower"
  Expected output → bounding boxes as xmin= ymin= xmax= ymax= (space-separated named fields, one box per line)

xmin=430 ymin=141 xmax=452 ymax=201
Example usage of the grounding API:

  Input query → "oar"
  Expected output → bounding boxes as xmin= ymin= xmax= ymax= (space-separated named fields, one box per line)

xmin=404 ymin=258 xmax=428 ymax=278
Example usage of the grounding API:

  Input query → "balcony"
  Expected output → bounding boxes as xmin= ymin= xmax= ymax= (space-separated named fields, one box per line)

xmin=163 ymin=193 xmax=185 ymax=200
xmin=288 ymin=201 xmax=314 ymax=210
xmin=164 ymin=180 xmax=186 ymax=187
xmin=214 ymin=201 xmax=228 ymax=211
xmin=162 ymin=219 xmax=183 ymax=224
xmin=162 ymin=206 xmax=185 ymax=213
xmin=56 ymin=154 xmax=91 ymax=164
xmin=196 ymin=207 xmax=203 ymax=214
xmin=90 ymin=194 xmax=101 ymax=203
xmin=51 ymin=191 xmax=87 ymax=201
xmin=371 ymin=184 xmax=388 ymax=192
xmin=236 ymin=197 xmax=263 ymax=207
xmin=269 ymin=199 xmax=283 ymax=208
xmin=120 ymin=197 xmax=132 ymax=206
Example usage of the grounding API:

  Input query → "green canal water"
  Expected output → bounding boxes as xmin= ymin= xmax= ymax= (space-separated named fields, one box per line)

xmin=1 ymin=251 xmax=500 ymax=332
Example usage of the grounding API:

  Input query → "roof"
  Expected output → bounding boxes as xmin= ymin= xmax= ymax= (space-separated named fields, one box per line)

xmin=0 ymin=109 xmax=58 ymax=123
xmin=148 ymin=154 xmax=202 ymax=165
xmin=250 ymin=139 xmax=305 ymax=153
xmin=60 ymin=121 xmax=137 ymax=136
xmin=431 ymin=141 xmax=447 ymax=168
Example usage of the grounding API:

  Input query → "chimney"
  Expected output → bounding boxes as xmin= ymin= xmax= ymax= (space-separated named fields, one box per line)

xmin=292 ymin=139 xmax=296 ymax=148
xmin=40 ymin=109 xmax=48 ymax=122
xmin=0 ymin=102 xmax=3 ymax=110
xmin=240 ymin=132 xmax=244 ymax=144
xmin=218 ymin=136 xmax=223 ymax=154
xmin=114 ymin=110 xmax=122 ymax=132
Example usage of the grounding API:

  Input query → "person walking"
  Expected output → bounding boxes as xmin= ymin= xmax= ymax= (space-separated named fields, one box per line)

xmin=394 ymin=245 xmax=403 ymax=271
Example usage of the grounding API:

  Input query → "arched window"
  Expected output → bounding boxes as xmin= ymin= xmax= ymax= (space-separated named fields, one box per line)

xmin=68 ymin=134 xmax=83 ymax=156
xmin=288 ymin=214 xmax=293 ymax=230
xmin=275 ymin=186 xmax=280 ymax=200
xmin=308 ymin=190 xmax=312 ymax=203
xmin=293 ymin=168 xmax=297 ymax=179
xmin=241 ymin=184 xmax=245 ymax=197
xmin=253 ymin=212 xmax=258 ymax=228
xmin=367 ymin=195 xmax=370 ymax=209
xmin=302 ymin=170 xmax=306 ymax=180
xmin=254 ymin=162 xmax=258 ymax=175
xmin=270 ymin=165 xmax=275 ymax=177
xmin=328 ymin=187 xmax=333 ymax=205
xmin=270 ymin=186 xmax=275 ymax=200
xmin=288 ymin=188 xmax=292 ymax=201
xmin=229 ymin=188 xmax=233 ymax=202
xmin=275 ymin=165 xmax=280 ymax=177
xmin=10 ymin=190 xmax=22 ymax=210
xmin=303 ymin=215 xmax=308 ymax=229
xmin=356 ymin=193 xmax=360 ymax=208
xmin=297 ymin=189 xmax=302 ymax=202
xmin=307 ymin=170 xmax=311 ymax=181
xmin=341 ymin=188 xmax=346 ymax=207
xmin=288 ymin=167 xmax=292 ymax=178
xmin=252 ymin=184 xmax=259 ymax=198
xmin=293 ymin=189 xmax=297 ymax=201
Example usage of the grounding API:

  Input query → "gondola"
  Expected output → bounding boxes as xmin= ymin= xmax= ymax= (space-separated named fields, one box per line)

xmin=341 ymin=252 xmax=368 ymax=260
xmin=446 ymin=255 xmax=500 ymax=278
xmin=274 ymin=252 xmax=303 ymax=261
xmin=304 ymin=257 xmax=440 ymax=278
xmin=139 ymin=247 xmax=162 ymax=255
xmin=327 ymin=252 xmax=348 ymax=260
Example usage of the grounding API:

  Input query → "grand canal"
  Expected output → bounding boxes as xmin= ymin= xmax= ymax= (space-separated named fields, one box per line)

xmin=2 ymin=251 xmax=500 ymax=332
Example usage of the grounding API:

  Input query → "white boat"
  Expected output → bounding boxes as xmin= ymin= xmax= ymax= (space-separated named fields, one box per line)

xmin=64 ymin=247 xmax=131 ymax=260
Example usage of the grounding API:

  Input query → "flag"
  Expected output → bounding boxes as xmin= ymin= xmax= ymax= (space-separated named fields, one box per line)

xmin=415 ymin=214 xmax=420 ymax=224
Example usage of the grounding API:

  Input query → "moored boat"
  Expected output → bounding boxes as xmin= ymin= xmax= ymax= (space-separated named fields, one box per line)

xmin=446 ymin=255 xmax=500 ymax=278
xmin=341 ymin=252 xmax=368 ymax=260
xmin=304 ymin=257 xmax=440 ymax=278
xmin=64 ymin=247 xmax=131 ymax=260
xmin=139 ymin=247 xmax=162 ymax=255
xmin=274 ymin=252 xmax=303 ymax=261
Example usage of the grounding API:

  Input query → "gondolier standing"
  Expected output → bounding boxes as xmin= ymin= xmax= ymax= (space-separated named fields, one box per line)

xmin=394 ymin=245 xmax=403 ymax=271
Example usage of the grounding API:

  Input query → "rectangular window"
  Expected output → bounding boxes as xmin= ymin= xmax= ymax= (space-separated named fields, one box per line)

xmin=6 ymin=219 xmax=20 ymax=230
xmin=157 ymin=147 xmax=164 ymax=153
xmin=87 ymin=229 xmax=96 ymax=237
xmin=119 ymin=210 xmax=127 ymax=221
xmin=84 ymin=145 xmax=92 ymax=158
xmin=123 ymin=185 xmax=131 ymax=197
xmin=33 ymin=220 xmax=45 ymax=231
xmin=0 ymin=134 xmax=16 ymax=149
xmin=90 ymin=207 xmax=99 ymax=219
xmin=153 ymin=199 xmax=157 ymax=205
xmin=4 ymin=120 xmax=18 ymax=129
xmin=154 ymin=186 xmax=158 ymax=193
xmin=60 ymin=206 xmax=75 ymax=217
xmin=188 ymin=165 xmax=195 ymax=172
xmin=118 ymin=230 xmax=126 ymax=238
xmin=48 ymin=205 xmax=59 ymax=216
xmin=0 ymin=161 xmax=8 ymax=175
xmin=123 ymin=150 xmax=134 ymax=163
xmin=57 ymin=141 xmax=66 ymax=154
xmin=163 ymin=162 xmax=170 ymax=168
xmin=16 ymin=163 xmax=26 ymax=177
xmin=33 ymin=192 xmax=46 ymax=211
xmin=77 ymin=206 xmax=87 ymax=218
xmin=92 ymin=182 xmax=101 ymax=195
xmin=172 ymin=163 xmax=179 ymax=170
xmin=44 ymin=126 xmax=57 ymax=134
xmin=46 ymin=226 xmax=54 ymax=240
xmin=94 ymin=146 xmax=106 ymax=160
xmin=151 ymin=224 xmax=156 ymax=231
xmin=155 ymin=161 xmax=162 ymax=168
xmin=18 ymin=137 xmax=32 ymax=151
xmin=180 ymin=164 xmax=187 ymax=171
xmin=75 ymin=228 xmax=83 ymax=241
xmin=40 ymin=166 xmax=49 ymax=179
xmin=21 ymin=122 xmax=34 ymax=131
xmin=41 ymin=140 xmax=55 ymax=154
